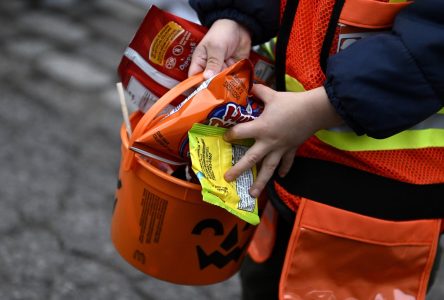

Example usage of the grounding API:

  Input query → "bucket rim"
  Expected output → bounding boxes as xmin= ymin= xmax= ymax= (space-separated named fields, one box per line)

xmin=122 ymin=112 xmax=201 ymax=191
xmin=136 ymin=154 xmax=202 ymax=191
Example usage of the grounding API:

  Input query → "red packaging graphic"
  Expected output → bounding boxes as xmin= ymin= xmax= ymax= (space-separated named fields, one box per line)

xmin=117 ymin=5 xmax=274 ymax=113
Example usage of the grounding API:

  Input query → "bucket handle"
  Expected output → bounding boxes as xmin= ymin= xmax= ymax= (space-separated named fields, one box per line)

xmin=123 ymin=73 xmax=205 ymax=171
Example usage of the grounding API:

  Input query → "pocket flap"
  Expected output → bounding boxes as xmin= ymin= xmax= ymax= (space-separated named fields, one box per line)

xmin=340 ymin=0 xmax=411 ymax=29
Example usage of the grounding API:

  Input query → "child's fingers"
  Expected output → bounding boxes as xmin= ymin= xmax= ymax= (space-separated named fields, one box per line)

xmin=202 ymin=43 xmax=226 ymax=79
xmin=224 ymin=120 xmax=260 ymax=142
xmin=278 ymin=149 xmax=295 ymax=177
xmin=224 ymin=142 xmax=268 ymax=182
xmin=226 ymin=57 xmax=236 ymax=66
xmin=188 ymin=45 xmax=207 ymax=77
xmin=251 ymin=84 xmax=276 ymax=104
xmin=249 ymin=151 xmax=283 ymax=198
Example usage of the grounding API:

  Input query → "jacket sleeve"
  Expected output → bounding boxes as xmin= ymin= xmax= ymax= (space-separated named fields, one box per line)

xmin=188 ymin=0 xmax=280 ymax=45
xmin=324 ymin=0 xmax=444 ymax=138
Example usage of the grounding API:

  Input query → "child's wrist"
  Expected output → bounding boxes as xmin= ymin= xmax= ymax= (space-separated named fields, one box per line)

xmin=306 ymin=86 xmax=343 ymax=131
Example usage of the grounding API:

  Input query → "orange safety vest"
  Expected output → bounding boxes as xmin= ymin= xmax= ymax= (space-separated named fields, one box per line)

xmin=278 ymin=0 xmax=444 ymax=184
xmin=248 ymin=1 xmax=444 ymax=299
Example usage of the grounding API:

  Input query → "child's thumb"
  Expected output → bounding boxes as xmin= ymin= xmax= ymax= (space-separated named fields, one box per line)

xmin=203 ymin=44 xmax=225 ymax=79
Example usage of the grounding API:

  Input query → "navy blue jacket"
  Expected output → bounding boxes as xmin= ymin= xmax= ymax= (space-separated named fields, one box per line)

xmin=189 ymin=0 xmax=444 ymax=138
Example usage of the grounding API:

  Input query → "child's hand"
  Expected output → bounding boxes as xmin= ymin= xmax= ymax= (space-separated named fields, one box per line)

xmin=223 ymin=84 xmax=343 ymax=197
xmin=188 ymin=19 xmax=252 ymax=79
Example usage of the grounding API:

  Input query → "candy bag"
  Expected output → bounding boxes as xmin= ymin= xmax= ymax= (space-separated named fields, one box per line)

xmin=117 ymin=5 xmax=274 ymax=113
xmin=188 ymin=123 xmax=260 ymax=225
xmin=134 ymin=59 xmax=262 ymax=160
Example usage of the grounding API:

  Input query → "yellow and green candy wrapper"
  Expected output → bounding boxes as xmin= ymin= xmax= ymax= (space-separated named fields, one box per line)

xmin=188 ymin=123 xmax=260 ymax=225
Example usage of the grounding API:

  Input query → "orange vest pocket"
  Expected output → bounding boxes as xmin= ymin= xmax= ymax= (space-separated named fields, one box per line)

xmin=339 ymin=0 xmax=411 ymax=29
xmin=279 ymin=199 xmax=440 ymax=300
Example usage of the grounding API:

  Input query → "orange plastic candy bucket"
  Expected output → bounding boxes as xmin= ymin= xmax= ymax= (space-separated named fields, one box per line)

xmin=111 ymin=73 xmax=258 ymax=285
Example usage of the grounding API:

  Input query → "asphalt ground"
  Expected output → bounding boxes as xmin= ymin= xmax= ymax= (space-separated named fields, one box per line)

xmin=1 ymin=1 xmax=444 ymax=299
xmin=0 ymin=1 xmax=239 ymax=299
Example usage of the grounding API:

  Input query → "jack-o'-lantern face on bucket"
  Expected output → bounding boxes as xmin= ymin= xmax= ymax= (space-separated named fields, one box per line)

xmin=192 ymin=218 xmax=252 ymax=269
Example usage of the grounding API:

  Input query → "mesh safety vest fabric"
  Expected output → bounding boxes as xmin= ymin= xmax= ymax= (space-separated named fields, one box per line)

xmin=278 ymin=0 xmax=444 ymax=184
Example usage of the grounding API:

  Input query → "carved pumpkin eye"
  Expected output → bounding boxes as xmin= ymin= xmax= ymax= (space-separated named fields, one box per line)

xmin=192 ymin=219 xmax=224 ymax=236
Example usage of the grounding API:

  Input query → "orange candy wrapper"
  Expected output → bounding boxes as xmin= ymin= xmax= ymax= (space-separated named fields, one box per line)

xmin=133 ymin=59 xmax=262 ymax=161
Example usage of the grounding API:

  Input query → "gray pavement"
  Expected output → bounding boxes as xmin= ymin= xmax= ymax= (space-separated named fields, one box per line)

xmin=0 ymin=1 xmax=238 ymax=299
xmin=1 ymin=1 xmax=444 ymax=300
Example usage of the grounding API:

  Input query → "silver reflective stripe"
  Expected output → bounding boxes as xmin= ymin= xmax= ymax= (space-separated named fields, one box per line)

xmin=410 ymin=113 xmax=444 ymax=130
xmin=327 ymin=112 xmax=444 ymax=132
xmin=124 ymin=47 xmax=180 ymax=89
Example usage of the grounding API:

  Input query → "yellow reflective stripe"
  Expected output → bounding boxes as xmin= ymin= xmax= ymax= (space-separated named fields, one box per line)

xmin=259 ymin=44 xmax=273 ymax=60
xmin=316 ymin=112 xmax=444 ymax=150
xmin=258 ymin=37 xmax=277 ymax=62
xmin=284 ymin=73 xmax=444 ymax=150
xmin=316 ymin=128 xmax=444 ymax=151
xmin=285 ymin=75 xmax=306 ymax=92
xmin=267 ymin=38 xmax=276 ymax=61
xmin=329 ymin=113 xmax=444 ymax=132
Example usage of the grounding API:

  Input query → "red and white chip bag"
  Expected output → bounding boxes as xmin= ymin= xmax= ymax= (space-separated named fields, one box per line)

xmin=132 ymin=59 xmax=262 ymax=161
xmin=117 ymin=5 xmax=274 ymax=113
